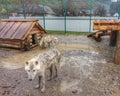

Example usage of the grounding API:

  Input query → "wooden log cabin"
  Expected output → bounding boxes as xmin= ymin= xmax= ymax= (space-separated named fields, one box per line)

xmin=0 ymin=19 xmax=46 ymax=50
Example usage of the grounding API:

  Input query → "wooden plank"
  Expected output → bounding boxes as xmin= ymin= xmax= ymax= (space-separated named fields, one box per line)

xmin=0 ymin=43 xmax=21 ymax=48
xmin=22 ymin=22 xmax=36 ymax=40
xmin=2 ymin=19 xmax=38 ymax=22
xmin=93 ymin=20 xmax=120 ymax=31
xmin=31 ymin=27 xmax=40 ymax=31
xmin=11 ymin=22 xmax=30 ymax=39
xmin=14 ymin=22 xmax=33 ymax=39
xmin=118 ymin=22 xmax=120 ymax=30
xmin=110 ymin=22 xmax=118 ymax=30
xmin=0 ymin=22 xmax=9 ymax=36
xmin=29 ymin=30 xmax=40 ymax=34
xmin=4 ymin=22 xmax=22 ymax=39
xmin=0 ymin=22 xmax=15 ymax=38
xmin=0 ymin=40 xmax=21 ymax=48
xmin=0 ymin=39 xmax=21 ymax=45
xmin=0 ymin=22 xmax=7 ymax=31
xmin=11 ymin=23 xmax=26 ymax=39
xmin=41 ymin=31 xmax=46 ymax=34
xmin=35 ymin=22 xmax=47 ymax=33
xmin=114 ymin=31 xmax=120 ymax=64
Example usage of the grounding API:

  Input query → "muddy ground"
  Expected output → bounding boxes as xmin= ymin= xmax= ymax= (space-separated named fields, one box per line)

xmin=0 ymin=35 xmax=120 ymax=96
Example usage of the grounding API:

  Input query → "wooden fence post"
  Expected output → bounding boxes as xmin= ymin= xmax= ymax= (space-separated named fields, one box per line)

xmin=114 ymin=31 xmax=120 ymax=64
xmin=109 ymin=30 xmax=117 ymax=47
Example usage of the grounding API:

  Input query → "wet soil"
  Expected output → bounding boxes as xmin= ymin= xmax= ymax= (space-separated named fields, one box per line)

xmin=0 ymin=35 xmax=120 ymax=96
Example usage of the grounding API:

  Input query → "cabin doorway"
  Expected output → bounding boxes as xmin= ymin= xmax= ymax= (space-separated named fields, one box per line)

xmin=31 ymin=34 xmax=37 ymax=44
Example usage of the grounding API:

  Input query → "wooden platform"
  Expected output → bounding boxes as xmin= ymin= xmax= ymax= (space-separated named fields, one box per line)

xmin=89 ymin=20 xmax=120 ymax=64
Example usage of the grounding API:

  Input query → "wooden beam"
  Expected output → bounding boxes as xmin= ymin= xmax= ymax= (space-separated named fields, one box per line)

xmin=114 ymin=31 xmax=120 ymax=64
xmin=109 ymin=30 xmax=117 ymax=47
xmin=29 ymin=31 xmax=40 ymax=35
xmin=1 ymin=19 xmax=38 ymax=22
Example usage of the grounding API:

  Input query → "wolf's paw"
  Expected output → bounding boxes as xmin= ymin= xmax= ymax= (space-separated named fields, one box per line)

xmin=47 ymin=77 xmax=52 ymax=81
xmin=54 ymin=77 xmax=59 ymax=81
xmin=34 ymin=85 xmax=40 ymax=89
xmin=41 ymin=88 xmax=45 ymax=93
xmin=53 ymin=75 xmax=58 ymax=80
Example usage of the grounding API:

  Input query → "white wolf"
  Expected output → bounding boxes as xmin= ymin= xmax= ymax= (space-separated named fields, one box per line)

xmin=25 ymin=48 xmax=61 ymax=92
xmin=39 ymin=35 xmax=58 ymax=49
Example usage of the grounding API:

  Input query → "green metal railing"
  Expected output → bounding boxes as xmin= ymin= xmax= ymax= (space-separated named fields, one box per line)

xmin=42 ymin=0 xmax=46 ymax=29
xmin=0 ymin=0 xmax=118 ymax=33
xmin=5 ymin=0 xmax=9 ymax=19
xmin=64 ymin=0 xmax=67 ymax=33
xmin=89 ymin=0 xmax=92 ymax=32
xmin=23 ymin=3 xmax=26 ymax=19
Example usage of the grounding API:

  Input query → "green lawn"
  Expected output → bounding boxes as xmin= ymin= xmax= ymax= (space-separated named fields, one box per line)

xmin=46 ymin=30 xmax=91 ymax=35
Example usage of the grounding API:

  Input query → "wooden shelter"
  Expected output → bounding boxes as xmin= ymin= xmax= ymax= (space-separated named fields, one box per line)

xmin=89 ymin=20 xmax=120 ymax=64
xmin=0 ymin=19 xmax=46 ymax=50
xmin=93 ymin=20 xmax=120 ymax=31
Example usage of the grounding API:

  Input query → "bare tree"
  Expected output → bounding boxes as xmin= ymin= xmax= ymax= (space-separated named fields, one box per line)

xmin=51 ymin=0 xmax=78 ymax=16
xmin=94 ymin=4 xmax=107 ymax=16
xmin=109 ymin=1 xmax=120 ymax=16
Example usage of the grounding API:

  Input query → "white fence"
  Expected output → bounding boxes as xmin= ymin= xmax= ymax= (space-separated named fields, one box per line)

xmin=10 ymin=16 xmax=119 ymax=32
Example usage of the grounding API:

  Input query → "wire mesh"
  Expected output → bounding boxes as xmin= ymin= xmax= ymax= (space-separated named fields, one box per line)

xmin=0 ymin=0 xmax=120 ymax=33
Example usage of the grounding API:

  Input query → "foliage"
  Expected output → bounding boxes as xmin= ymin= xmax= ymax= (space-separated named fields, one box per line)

xmin=94 ymin=4 xmax=107 ymax=16
xmin=0 ymin=0 xmax=111 ymax=16
xmin=109 ymin=1 xmax=120 ymax=16
xmin=96 ymin=0 xmax=111 ymax=3
xmin=1 ymin=8 xmax=7 ymax=14
xmin=48 ymin=0 xmax=91 ymax=16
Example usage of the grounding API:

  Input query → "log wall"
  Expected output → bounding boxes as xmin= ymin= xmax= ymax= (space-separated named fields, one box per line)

xmin=0 ymin=39 xmax=22 ymax=48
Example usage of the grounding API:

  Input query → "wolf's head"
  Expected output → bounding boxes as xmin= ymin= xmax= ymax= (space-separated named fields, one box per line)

xmin=54 ymin=37 xmax=58 ymax=43
xmin=25 ymin=59 xmax=40 ymax=81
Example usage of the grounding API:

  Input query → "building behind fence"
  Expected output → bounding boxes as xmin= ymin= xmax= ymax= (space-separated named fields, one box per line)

xmin=0 ymin=0 xmax=120 ymax=33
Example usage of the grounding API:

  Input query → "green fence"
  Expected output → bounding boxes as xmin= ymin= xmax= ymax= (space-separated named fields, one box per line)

xmin=0 ymin=0 xmax=120 ymax=33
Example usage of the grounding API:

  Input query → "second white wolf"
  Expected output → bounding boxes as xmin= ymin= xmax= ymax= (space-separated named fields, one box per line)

xmin=25 ymin=48 xmax=61 ymax=92
xmin=39 ymin=35 xmax=58 ymax=49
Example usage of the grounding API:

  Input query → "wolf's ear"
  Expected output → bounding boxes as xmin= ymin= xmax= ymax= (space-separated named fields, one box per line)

xmin=35 ymin=61 xmax=38 ymax=65
xmin=25 ymin=61 xmax=29 ymax=65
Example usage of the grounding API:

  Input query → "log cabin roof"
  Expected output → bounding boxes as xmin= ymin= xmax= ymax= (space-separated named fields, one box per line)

xmin=0 ymin=19 xmax=46 ymax=40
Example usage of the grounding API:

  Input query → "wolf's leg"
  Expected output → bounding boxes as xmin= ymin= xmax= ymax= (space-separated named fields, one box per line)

xmin=39 ymin=38 xmax=43 ymax=49
xmin=51 ymin=41 xmax=55 ymax=48
xmin=41 ymin=73 xmax=46 ymax=92
xmin=43 ymin=42 xmax=46 ymax=48
xmin=54 ymin=57 xmax=61 ymax=80
xmin=44 ymin=42 xmax=47 ymax=48
xmin=48 ymin=42 xmax=51 ymax=48
xmin=54 ymin=65 xmax=58 ymax=78
xmin=47 ymin=65 xmax=53 ymax=81
xmin=35 ymin=76 xmax=41 ymax=89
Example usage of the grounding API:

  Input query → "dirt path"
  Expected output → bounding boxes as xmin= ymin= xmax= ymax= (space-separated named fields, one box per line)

xmin=0 ymin=35 xmax=120 ymax=96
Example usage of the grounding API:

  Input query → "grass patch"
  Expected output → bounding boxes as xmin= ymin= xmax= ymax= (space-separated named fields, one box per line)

xmin=46 ymin=30 xmax=91 ymax=35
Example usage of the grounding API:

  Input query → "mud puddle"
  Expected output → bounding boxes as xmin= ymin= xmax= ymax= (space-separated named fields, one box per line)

xmin=0 ymin=47 xmax=48 ymax=69
xmin=0 ymin=43 xmax=102 ymax=69
xmin=57 ymin=44 xmax=103 ymax=52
